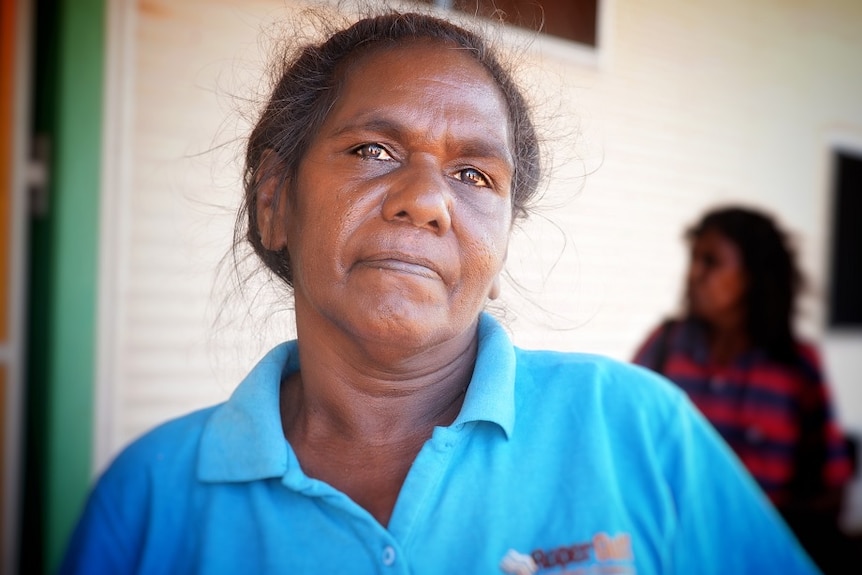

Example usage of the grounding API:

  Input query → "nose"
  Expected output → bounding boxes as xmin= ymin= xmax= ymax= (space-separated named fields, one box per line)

xmin=381 ymin=156 xmax=452 ymax=235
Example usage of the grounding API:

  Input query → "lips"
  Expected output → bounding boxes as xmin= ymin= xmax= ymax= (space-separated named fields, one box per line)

xmin=358 ymin=251 xmax=443 ymax=281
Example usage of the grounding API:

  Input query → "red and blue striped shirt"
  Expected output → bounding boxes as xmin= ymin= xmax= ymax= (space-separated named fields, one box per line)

xmin=632 ymin=319 xmax=853 ymax=507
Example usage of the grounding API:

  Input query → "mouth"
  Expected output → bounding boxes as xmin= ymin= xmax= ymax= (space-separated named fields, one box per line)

xmin=359 ymin=252 xmax=441 ymax=280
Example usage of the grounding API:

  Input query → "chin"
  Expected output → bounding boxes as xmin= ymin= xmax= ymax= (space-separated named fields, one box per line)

xmin=685 ymin=295 xmax=704 ymax=317
xmin=355 ymin=305 xmax=473 ymax=351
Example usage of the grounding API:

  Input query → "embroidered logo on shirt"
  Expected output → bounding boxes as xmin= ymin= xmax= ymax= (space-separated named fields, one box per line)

xmin=500 ymin=549 xmax=539 ymax=575
xmin=500 ymin=532 xmax=634 ymax=574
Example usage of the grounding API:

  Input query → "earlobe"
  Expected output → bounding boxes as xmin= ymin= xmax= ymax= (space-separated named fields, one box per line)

xmin=488 ymin=248 xmax=508 ymax=301
xmin=488 ymin=275 xmax=501 ymax=300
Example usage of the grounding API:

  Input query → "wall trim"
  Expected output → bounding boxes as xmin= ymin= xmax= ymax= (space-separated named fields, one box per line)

xmin=95 ymin=0 xmax=137 ymax=474
xmin=820 ymin=129 xmax=862 ymax=335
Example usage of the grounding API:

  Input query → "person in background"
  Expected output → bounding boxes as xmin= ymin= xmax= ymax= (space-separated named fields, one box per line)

xmin=633 ymin=205 xmax=855 ymax=574
xmin=60 ymin=10 xmax=821 ymax=575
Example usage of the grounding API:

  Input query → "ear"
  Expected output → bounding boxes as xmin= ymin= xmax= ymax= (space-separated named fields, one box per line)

xmin=488 ymin=274 xmax=502 ymax=301
xmin=488 ymin=246 xmax=509 ymax=301
xmin=255 ymin=152 xmax=289 ymax=251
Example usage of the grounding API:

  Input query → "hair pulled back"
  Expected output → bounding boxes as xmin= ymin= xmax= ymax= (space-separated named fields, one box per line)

xmin=686 ymin=206 xmax=805 ymax=363
xmin=238 ymin=10 xmax=542 ymax=287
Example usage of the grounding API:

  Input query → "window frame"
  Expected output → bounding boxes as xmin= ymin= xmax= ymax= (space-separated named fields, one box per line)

xmin=426 ymin=0 xmax=610 ymax=69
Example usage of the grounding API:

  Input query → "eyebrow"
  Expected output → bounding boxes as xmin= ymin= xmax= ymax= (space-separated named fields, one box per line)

xmin=330 ymin=117 xmax=514 ymax=168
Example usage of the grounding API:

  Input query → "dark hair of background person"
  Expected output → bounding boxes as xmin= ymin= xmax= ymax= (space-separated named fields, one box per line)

xmin=686 ymin=206 xmax=805 ymax=365
xmin=234 ymin=9 xmax=542 ymax=289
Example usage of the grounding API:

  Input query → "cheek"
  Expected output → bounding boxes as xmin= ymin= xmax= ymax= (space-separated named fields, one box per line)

xmin=285 ymin=205 xmax=336 ymax=286
xmin=729 ymin=275 xmax=748 ymax=302
xmin=477 ymin=199 xmax=511 ymax=248
xmin=289 ymin=182 xmax=365 ymax=244
xmin=459 ymin=216 xmax=511 ymax=282
xmin=714 ymin=270 xmax=746 ymax=304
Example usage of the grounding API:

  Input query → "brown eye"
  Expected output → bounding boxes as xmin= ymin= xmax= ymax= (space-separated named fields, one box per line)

xmin=457 ymin=167 xmax=490 ymax=187
xmin=353 ymin=143 xmax=393 ymax=161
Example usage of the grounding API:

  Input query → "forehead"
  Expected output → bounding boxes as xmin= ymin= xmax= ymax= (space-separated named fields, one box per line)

xmin=694 ymin=228 xmax=743 ymax=259
xmin=343 ymin=37 xmax=495 ymax=84
xmin=323 ymin=39 xmax=512 ymax=149
xmin=696 ymin=227 xmax=731 ymax=245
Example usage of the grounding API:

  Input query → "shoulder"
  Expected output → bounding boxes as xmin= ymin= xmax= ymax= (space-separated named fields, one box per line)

xmin=96 ymin=405 xmax=220 ymax=495
xmin=60 ymin=406 xmax=223 ymax=573
xmin=759 ymin=339 xmax=827 ymax=387
xmin=513 ymin=347 xmax=690 ymax=429
xmin=516 ymin=347 xmax=681 ymax=392
xmin=631 ymin=317 xmax=693 ymax=365
xmin=633 ymin=320 xmax=671 ymax=351
xmin=793 ymin=340 xmax=824 ymax=371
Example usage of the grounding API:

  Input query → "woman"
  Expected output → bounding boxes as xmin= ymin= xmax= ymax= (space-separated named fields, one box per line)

xmin=61 ymin=11 xmax=818 ymax=575
xmin=633 ymin=206 xmax=854 ymax=572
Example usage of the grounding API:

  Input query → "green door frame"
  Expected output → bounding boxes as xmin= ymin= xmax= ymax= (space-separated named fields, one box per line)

xmin=25 ymin=0 xmax=104 ymax=572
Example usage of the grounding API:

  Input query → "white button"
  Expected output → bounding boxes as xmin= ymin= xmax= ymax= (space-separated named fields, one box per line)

xmin=382 ymin=545 xmax=396 ymax=566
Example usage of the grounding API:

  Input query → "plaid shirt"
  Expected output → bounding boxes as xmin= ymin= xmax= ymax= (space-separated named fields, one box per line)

xmin=633 ymin=319 xmax=853 ymax=507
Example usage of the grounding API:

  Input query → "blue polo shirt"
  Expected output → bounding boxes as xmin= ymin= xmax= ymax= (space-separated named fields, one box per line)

xmin=60 ymin=313 xmax=819 ymax=574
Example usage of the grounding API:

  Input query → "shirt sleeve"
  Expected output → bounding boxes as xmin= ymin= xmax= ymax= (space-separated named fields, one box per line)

xmin=56 ymin=435 xmax=162 ymax=575
xmin=57 ymin=478 xmax=141 ymax=575
xmin=793 ymin=344 xmax=854 ymax=495
xmin=656 ymin=390 xmax=822 ymax=575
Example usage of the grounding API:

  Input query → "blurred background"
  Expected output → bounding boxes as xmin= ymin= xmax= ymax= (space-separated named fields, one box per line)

xmin=1 ymin=0 xmax=860 ymax=573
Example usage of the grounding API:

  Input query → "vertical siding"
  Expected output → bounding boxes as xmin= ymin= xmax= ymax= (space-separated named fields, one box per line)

xmin=100 ymin=0 xmax=295 ymax=457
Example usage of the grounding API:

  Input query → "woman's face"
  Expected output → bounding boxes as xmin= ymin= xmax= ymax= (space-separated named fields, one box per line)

xmin=269 ymin=40 xmax=515 ymax=349
xmin=686 ymin=227 xmax=748 ymax=327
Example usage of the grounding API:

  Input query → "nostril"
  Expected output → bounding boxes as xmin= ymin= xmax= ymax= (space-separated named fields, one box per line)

xmin=394 ymin=209 xmax=440 ymax=230
xmin=382 ymin=183 xmax=451 ymax=235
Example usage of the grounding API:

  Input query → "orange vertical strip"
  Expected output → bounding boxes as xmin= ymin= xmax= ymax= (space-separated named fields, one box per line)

xmin=0 ymin=364 xmax=5 ymax=552
xmin=0 ymin=0 xmax=18 ymax=559
xmin=0 ymin=0 xmax=17 ymax=345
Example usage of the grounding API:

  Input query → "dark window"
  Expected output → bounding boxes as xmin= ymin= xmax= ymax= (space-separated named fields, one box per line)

xmin=419 ymin=0 xmax=599 ymax=46
xmin=828 ymin=150 xmax=862 ymax=327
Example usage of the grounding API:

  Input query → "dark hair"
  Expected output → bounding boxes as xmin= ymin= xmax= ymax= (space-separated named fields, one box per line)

xmin=686 ymin=206 xmax=805 ymax=363
xmin=236 ymin=10 xmax=542 ymax=287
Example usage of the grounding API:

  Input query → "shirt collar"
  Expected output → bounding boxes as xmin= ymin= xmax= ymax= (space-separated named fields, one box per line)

xmin=453 ymin=312 xmax=516 ymax=439
xmin=197 ymin=312 xmax=517 ymax=482
xmin=680 ymin=317 xmax=764 ymax=367
xmin=197 ymin=342 xmax=296 ymax=482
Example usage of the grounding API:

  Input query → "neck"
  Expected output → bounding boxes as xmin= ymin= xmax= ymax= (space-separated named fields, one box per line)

xmin=282 ymin=304 xmax=479 ymax=444
xmin=279 ymin=299 xmax=483 ymax=527
xmin=706 ymin=316 xmax=749 ymax=365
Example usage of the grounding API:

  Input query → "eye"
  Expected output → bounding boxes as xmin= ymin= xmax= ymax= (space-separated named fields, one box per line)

xmin=353 ymin=143 xmax=393 ymax=161
xmin=700 ymin=254 xmax=718 ymax=268
xmin=455 ymin=167 xmax=490 ymax=188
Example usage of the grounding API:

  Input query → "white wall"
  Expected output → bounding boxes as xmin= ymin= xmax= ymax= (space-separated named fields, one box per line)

xmin=98 ymin=0 xmax=862 ymax=527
